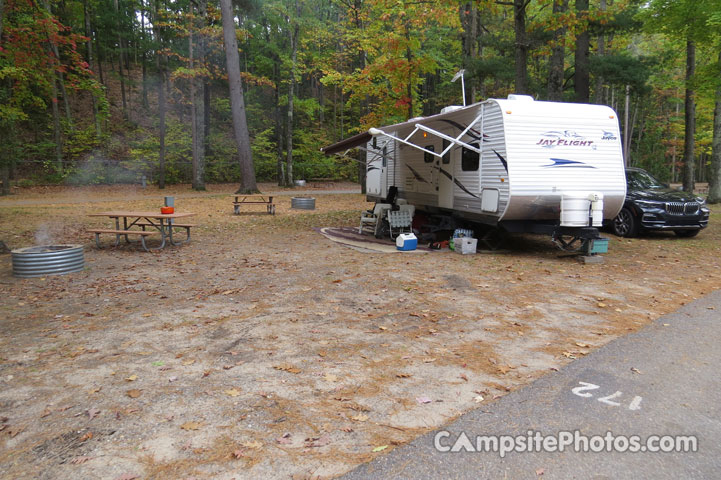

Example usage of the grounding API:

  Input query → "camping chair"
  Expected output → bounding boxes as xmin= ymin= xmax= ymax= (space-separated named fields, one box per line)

xmin=359 ymin=203 xmax=391 ymax=235
xmin=387 ymin=208 xmax=413 ymax=239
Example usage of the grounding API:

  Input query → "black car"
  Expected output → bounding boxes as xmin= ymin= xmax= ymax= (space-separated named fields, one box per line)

xmin=611 ymin=167 xmax=710 ymax=238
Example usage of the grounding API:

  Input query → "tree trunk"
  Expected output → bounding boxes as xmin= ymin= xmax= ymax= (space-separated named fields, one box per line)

xmin=0 ymin=0 xmax=5 ymax=40
xmin=84 ymin=1 xmax=101 ymax=138
xmin=623 ymin=85 xmax=630 ymax=164
xmin=593 ymin=0 xmax=607 ymax=104
xmin=114 ymin=0 xmax=127 ymax=119
xmin=1 ymin=164 xmax=9 ymax=196
xmin=404 ymin=23 xmax=413 ymax=118
xmin=43 ymin=0 xmax=72 ymax=125
xmin=140 ymin=0 xmax=149 ymax=109
xmin=574 ymin=0 xmax=590 ymax=103
xmin=96 ymin=34 xmax=105 ymax=86
xmin=50 ymin=79 xmax=63 ymax=173
xmin=153 ymin=0 xmax=166 ymax=189
xmin=513 ymin=0 xmax=529 ymax=94
xmin=547 ymin=0 xmax=568 ymax=101
xmin=274 ymin=61 xmax=284 ymax=186
xmin=683 ymin=39 xmax=696 ymax=193
xmin=189 ymin=4 xmax=205 ymax=191
xmin=204 ymin=82 xmax=211 ymax=156
xmin=219 ymin=0 xmax=257 ymax=193
xmin=286 ymin=0 xmax=300 ymax=186
xmin=707 ymin=48 xmax=721 ymax=203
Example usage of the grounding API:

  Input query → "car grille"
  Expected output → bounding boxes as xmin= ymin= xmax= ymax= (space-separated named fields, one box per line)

xmin=665 ymin=202 xmax=699 ymax=215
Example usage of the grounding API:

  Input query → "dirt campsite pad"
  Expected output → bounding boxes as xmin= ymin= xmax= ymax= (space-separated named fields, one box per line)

xmin=1 ymin=183 xmax=720 ymax=479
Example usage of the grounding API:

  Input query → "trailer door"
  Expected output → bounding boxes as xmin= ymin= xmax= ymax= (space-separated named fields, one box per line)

xmin=438 ymin=139 xmax=454 ymax=209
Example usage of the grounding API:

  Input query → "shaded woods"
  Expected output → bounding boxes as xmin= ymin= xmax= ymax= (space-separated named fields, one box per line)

xmin=1 ymin=0 xmax=720 ymax=200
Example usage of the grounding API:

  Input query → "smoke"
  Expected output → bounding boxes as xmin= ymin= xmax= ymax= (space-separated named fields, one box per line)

xmin=34 ymin=223 xmax=55 ymax=246
xmin=65 ymin=151 xmax=148 ymax=187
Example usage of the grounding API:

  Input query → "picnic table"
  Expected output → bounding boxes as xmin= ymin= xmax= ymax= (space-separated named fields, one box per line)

xmin=87 ymin=211 xmax=196 ymax=252
xmin=232 ymin=195 xmax=275 ymax=215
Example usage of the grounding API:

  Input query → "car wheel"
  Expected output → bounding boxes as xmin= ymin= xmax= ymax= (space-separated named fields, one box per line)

xmin=612 ymin=207 xmax=638 ymax=237
xmin=674 ymin=229 xmax=700 ymax=238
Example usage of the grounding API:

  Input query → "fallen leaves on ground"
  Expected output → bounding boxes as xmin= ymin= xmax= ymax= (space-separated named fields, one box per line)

xmin=241 ymin=440 xmax=262 ymax=450
xmin=274 ymin=364 xmax=301 ymax=374
xmin=224 ymin=388 xmax=241 ymax=397
xmin=305 ymin=434 xmax=331 ymax=448
xmin=180 ymin=421 xmax=202 ymax=431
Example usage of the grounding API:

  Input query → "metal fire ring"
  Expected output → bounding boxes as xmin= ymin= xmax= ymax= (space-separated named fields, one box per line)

xmin=291 ymin=197 xmax=316 ymax=210
xmin=11 ymin=244 xmax=85 ymax=278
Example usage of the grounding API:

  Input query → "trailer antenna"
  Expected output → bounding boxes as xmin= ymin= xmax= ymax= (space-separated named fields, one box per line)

xmin=451 ymin=69 xmax=466 ymax=106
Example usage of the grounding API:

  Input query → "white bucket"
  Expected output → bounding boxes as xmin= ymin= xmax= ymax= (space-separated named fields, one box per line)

xmin=560 ymin=192 xmax=591 ymax=227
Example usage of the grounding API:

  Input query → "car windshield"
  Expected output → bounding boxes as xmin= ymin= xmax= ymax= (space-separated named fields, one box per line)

xmin=627 ymin=170 xmax=666 ymax=190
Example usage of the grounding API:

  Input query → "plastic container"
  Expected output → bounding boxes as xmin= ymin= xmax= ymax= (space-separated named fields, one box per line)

xmin=455 ymin=237 xmax=477 ymax=254
xmin=560 ymin=192 xmax=591 ymax=227
xmin=396 ymin=233 xmax=418 ymax=251
xmin=161 ymin=206 xmax=175 ymax=214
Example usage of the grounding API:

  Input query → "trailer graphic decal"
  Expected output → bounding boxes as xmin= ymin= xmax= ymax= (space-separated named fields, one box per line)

xmin=542 ymin=158 xmax=596 ymax=168
xmin=436 ymin=167 xmax=480 ymax=199
xmin=492 ymin=150 xmax=509 ymax=172
xmin=406 ymin=165 xmax=430 ymax=183
xmin=537 ymin=131 xmax=595 ymax=149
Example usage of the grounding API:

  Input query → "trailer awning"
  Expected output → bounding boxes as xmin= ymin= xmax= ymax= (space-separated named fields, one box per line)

xmin=320 ymin=131 xmax=372 ymax=156
xmin=320 ymin=103 xmax=483 ymax=157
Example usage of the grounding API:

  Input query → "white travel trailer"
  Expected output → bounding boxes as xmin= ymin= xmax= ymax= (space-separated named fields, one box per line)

xmin=321 ymin=95 xmax=626 ymax=251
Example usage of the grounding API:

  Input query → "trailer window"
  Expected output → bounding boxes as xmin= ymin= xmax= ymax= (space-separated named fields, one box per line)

xmin=424 ymin=145 xmax=435 ymax=163
xmin=442 ymin=139 xmax=450 ymax=164
xmin=462 ymin=144 xmax=479 ymax=171
xmin=382 ymin=146 xmax=387 ymax=167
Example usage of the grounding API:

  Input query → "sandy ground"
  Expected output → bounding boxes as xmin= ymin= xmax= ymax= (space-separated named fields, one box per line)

xmin=1 ymin=183 xmax=720 ymax=480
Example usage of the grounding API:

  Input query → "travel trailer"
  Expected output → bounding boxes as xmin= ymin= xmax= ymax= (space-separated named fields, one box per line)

xmin=321 ymin=95 xmax=626 ymax=251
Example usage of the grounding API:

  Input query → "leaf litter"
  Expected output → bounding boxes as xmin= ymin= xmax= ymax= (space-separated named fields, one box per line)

xmin=1 ymin=183 xmax=720 ymax=478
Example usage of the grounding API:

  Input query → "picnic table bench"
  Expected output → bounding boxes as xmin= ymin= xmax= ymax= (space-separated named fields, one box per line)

xmin=88 ymin=211 xmax=196 ymax=251
xmin=86 ymin=228 xmax=157 ymax=251
xmin=232 ymin=195 xmax=275 ymax=215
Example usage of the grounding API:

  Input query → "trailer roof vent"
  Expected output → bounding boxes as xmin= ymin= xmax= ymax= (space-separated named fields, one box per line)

xmin=507 ymin=94 xmax=534 ymax=102
xmin=440 ymin=105 xmax=464 ymax=114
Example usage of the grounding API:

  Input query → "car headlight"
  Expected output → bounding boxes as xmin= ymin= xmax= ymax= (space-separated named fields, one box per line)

xmin=696 ymin=196 xmax=706 ymax=205
xmin=635 ymin=200 xmax=664 ymax=209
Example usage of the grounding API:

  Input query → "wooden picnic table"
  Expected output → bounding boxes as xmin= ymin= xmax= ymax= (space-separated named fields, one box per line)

xmin=231 ymin=195 xmax=275 ymax=215
xmin=87 ymin=211 xmax=196 ymax=252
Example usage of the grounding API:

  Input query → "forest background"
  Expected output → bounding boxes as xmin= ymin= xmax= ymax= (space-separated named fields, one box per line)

xmin=1 ymin=0 xmax=720 ymax=200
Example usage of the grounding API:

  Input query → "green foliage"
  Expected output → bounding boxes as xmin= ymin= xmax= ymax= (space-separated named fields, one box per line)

xmin=3 ymin=0 xmax=721 ymax=188
xmin=591 ymin=54 xmax=655 ymax=95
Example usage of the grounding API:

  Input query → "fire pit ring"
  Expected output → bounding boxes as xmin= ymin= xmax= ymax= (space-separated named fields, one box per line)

xmin=11 ymin=244 xmax=85 ymax=278
xmin=291 ymin=197 xmax=316 ymax=210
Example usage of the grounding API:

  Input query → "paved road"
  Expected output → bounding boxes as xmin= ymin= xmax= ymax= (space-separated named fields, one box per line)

xmin=343 ymin=289 xmax=721 ymax=480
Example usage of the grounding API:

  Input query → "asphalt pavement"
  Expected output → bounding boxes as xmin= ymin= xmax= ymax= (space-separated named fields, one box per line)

xmin=343 ymin=289 xmax=721 ymax=480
